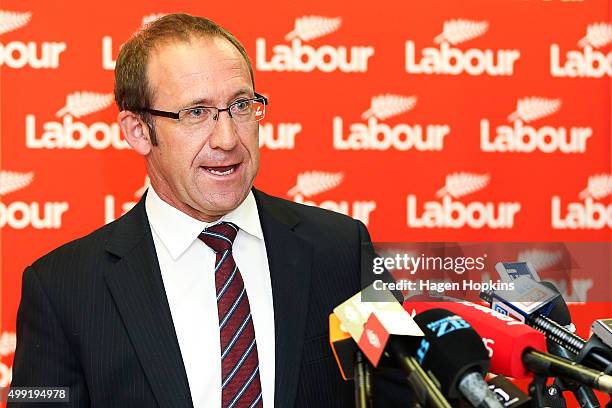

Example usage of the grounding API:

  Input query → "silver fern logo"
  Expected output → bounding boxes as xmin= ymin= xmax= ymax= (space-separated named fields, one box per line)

xmin=27 ymin=91 xmax=128 ymax=150
xmin=361 ymin=94 xmax=417 ymax=121
xmin=406 ymin=18 xmax=520 ymax=77
xmin=0 ymin=170 xmax=34 ymax=196
xmin=435 ymin=172 xmax=490 ymax=199
xmin=256 ymin=16 xmax=374 ymax=73
xmin=578 ymin=22 xmax=612 ymax=49
xmin=578 ymin=174 xmax=612 ymax=200
xmin=334 ymin=94 xmax=450 ymax=152
xmin=287 ymin=171 xmax=377 ymax=226
xmin=433 ymin=19 xmax=489 ymax=45
xmin=507 ymin=97 xmax=562 ymax=123
xmin=408 ymin=172 xmax=521 ymax=229
xmin=0 ymin=10 xmax=31 ymax=35
xmin=551 ymin=22 xmax=611 ymax=78
xmin=287 ymin=171 xmax=344 ymax=198
xmin=0 ymin=170 xmax=69 ymax=229
xmin=481 ymin=97 xmax=591 ymax=154
xmin=285 ymin=16 xmax=342 ymax=42
xmin=56 ymin=91 xmax=114 ymax=118
xmin=0 ymin=10 xmax=66 ymax=69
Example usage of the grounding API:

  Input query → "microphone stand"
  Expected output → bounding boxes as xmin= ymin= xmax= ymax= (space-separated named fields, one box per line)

xmin=354 ymin=350 xmax=374 ymax=408
xmin=529 ymin=372 xmax=566 ymax=408
xmin=549 ymin=342 xmax=600 ymax=408
xmin=529 ymin=345 xmax=601 ymax=408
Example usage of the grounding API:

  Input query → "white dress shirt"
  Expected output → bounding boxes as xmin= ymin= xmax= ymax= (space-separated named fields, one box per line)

xmin=145 ymin=187 xmax=275 ymax=408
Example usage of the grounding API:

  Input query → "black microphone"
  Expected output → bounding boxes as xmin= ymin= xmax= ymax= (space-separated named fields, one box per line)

xmin=413 ymin=308 xmax=503 ymax=408
xmin=384 ymin=337 xmax=453 ymax=408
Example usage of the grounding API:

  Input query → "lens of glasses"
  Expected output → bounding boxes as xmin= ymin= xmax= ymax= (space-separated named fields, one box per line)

xmin=179 ymin=107 xmax=214 ymax=125
xmin=178 ymin=99 xmax=266 ymax=128
xmin=230 ymin=99 xmax=266 ymax=123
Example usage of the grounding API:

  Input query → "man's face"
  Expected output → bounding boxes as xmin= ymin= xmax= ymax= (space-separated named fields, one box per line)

xmin=144 ymin=36 xmax=259 ymax=221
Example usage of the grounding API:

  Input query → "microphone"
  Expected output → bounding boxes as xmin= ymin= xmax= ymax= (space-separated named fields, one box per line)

xmin=333 ymin=286 xmax=452 ymax=408
xmin=493 ymin=261 xmax=611 ymax=372
xmin=405 ymin=298 xmax=612 ymax=393
xmin=384 ymin=335 xmax=453 ymax=408
xmin=487 ymin=275 xmax=560 ymax=324
xmin=406 ymin=297 xmax=547 ymax=378
xmin=493 ymin=259 xmax=611 ymax=408
xmin=329 ymin=312 xmax=374 ymax=407
xmin=412 ymin=308 xmax=503 ymax=408
xmin=486 ymin=278 xmax=612 ymax=373
xmin=333 ymin=286 xmax=424 ymax=366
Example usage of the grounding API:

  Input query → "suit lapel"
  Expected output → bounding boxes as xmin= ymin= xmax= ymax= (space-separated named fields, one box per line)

xmin=103 ymin=195 xmax=193 ymax=408
xmin=102 ymin=189 xmax=312 ymax=408
xmin=254 ymin=189 xmax=313 ymax=408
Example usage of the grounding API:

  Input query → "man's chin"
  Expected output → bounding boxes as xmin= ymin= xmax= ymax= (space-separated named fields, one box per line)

xmin=195 ymin=191 xmax=249 ymax=218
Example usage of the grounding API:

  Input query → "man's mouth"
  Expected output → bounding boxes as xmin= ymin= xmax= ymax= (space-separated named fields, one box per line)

xmin=201 ymin=164 xmax=239 ymax=176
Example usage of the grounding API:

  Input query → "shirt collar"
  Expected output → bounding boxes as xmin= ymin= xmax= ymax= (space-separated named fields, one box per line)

xmin=145 ymin=186 xmax=263 ymax=260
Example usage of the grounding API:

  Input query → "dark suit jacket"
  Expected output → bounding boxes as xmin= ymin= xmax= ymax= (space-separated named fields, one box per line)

xmin=10 ymin=189 xmax=411 ymax=407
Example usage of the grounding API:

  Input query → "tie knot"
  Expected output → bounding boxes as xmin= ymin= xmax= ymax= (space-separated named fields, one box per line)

xmin=199 ymin=222 xmax=239 ymax=253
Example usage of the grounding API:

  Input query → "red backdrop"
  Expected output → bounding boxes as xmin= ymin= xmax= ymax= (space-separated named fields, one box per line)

xmin=0 ymin=0 xmax=610 ymax=404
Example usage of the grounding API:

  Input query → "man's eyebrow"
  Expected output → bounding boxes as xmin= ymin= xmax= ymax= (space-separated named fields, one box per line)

xmin=229 ymin=88 xmax=255 ymax=100
xmin=181 ymin=89 xmax=254 ymax=109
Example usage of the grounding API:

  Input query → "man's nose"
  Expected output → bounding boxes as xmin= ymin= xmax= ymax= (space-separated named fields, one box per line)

xmin=208 ymin=111 xmax=239 ymax=150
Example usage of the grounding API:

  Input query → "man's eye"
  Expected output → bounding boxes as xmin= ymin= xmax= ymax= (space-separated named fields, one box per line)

xmin=188 ymin=107 xmax=209 ymax=118
xmin=232 ymin=100 xmax=251 ymax=112
xmin=180 ymin=107 xmax=213 ymax=122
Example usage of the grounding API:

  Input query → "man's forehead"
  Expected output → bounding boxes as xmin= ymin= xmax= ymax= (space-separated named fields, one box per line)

xmin=146 ymin=36 xmax=252 ymax=102
xmin=148 ymin=36 xmax=245 ymax=71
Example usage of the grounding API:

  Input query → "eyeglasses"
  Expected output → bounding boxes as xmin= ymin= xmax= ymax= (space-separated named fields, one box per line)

xmin=142 ymin=92 xmax=268 ymax=132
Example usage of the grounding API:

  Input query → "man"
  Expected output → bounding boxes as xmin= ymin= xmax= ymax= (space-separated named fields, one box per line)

xmin=10 ymin=14 xmax=409 ymax=407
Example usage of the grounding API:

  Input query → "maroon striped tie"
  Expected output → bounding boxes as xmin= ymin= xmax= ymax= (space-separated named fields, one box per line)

xmin=199 ymin=222 xmax=263 ymax=408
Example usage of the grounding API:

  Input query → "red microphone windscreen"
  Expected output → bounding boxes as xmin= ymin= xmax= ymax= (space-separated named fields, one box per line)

xmin=404 ymin=299 xmax=547 ymax=378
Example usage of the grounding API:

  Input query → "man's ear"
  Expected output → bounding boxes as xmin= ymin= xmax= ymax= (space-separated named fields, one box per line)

xmin=118 ymin=111 xmax=153 ymax=155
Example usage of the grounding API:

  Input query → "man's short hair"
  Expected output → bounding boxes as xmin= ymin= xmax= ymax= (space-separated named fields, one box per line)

xmin=114 ymin=13 xmax=255 ymax=144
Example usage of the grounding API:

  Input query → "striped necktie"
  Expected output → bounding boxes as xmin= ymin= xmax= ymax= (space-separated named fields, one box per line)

xmin=199 ymin=222 xmax=263 ymax=408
